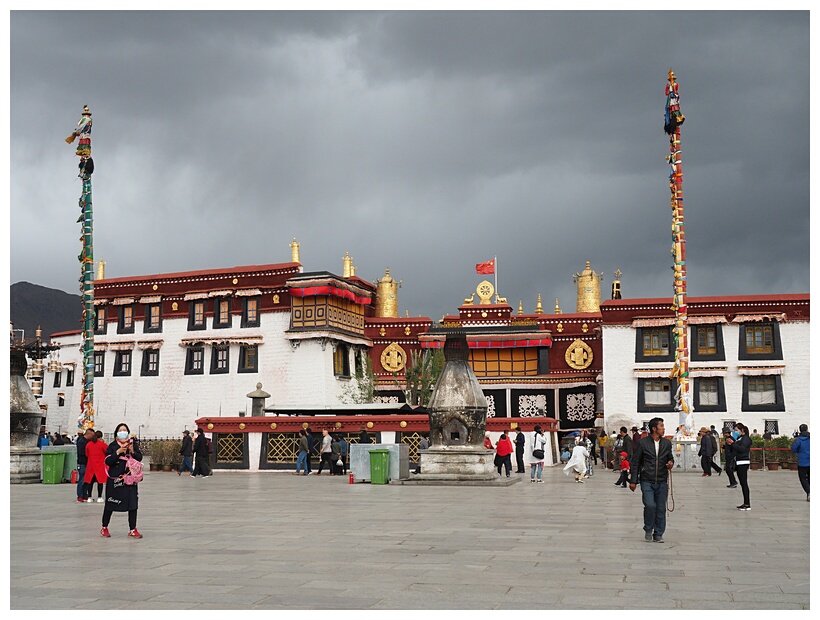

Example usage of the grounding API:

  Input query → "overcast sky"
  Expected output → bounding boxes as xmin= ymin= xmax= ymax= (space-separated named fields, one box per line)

xmin=8 ymin=10 xmax=810 ymax=320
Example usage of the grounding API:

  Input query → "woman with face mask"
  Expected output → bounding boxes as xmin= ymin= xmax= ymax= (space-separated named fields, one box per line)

xmin=100 ymin=423 xmax=144 ymax=539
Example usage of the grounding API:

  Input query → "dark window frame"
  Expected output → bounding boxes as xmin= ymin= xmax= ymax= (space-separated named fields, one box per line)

xmin=637 ymin=377 xmax=676 ymax=412
xmin=333 ymin=343 xmax=350 ymax=378
xmin=764 ymin=420 xmax=780 ymax=435
xmin=66 ymin=367 xmax=74 ymax=387
xmin=211 ymin=344 xmax=230 ymax=374
xmin=185 ymin=346 xmax=205 ymax=375
xmin=94 ymin=307 xmax=107 ymax=335
xmin=241 ymin=296 xmax=260 ymax=328
xmin=692 ymin=376 xmax=727 ymax=412
xmin=117 ymin=305 xmax=135 ymax=334
xmin=738 ymin=321 xmax=783 ymax=361
xmin=188 ymin=301 xmax=206 ymax=331
xmin=635 ymin=327 xmax=675 ymax=362
xmin=691 ymin=324 xmax=725 ymax=362
xmin=53 ymin=370 xmax=61 ymax=388
xmin=238 ymin=344 xmax=258 ymax=373
xmin=143 ymin=304 xmax=162 ymax=333
xmin=141 ymin=349 xmax=160 ymax=377
xmin=94 ymin=351 xmax=105 ymax=376
xmin=113 ymin=350 xmax=133 ymax=377
xmin=213 ymin=297 xmax=232 ymax=329
xmin=741 ymin=374 xmax=785 ymax=412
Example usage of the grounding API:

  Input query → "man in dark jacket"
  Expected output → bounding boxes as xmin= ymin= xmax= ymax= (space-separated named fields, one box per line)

xmin=614 ymin=427 xmax=632 ymax=471
xmin=514 ymin=428 xmax=526 ymax=473
xmin=698 ymin=427 xmax=722 ymax=476
xmin=178 ymin=430 xmax=194 ymax=476
xmin=791 ymin=424 xmax=810 ymax=501
xmin=722 ymin=429 xmax=738 ymax=488
xmin=76 ymin=428 xmax=94 ymax=502
xmin=630 ymin=417 xmax=674 ymax=543
xmin=192 ymin=428 xmax=211 ymax=477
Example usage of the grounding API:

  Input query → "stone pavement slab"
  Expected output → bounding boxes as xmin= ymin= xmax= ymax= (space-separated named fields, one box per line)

xmin=9 ymin=465 xmax=810 ymax=609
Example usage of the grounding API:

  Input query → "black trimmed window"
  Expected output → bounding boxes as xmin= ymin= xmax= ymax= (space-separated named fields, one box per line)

xmin=188 ymin=301 xmax=206 ymax=331
xmin=94 ymin=351 xmax=105 ymax=376
xmin=691 ymin=324 xmax=725 ymax=361
xmin=185 ymin=346 xmax=205 ymax=375
xmin=113 ymin=350 xmax=132 ymax=376
xmin=58 ymin=393 xmax=65 ymax=407
xmin=764 ymin=420 xmax=780 ymax=435
xmin=334 ymin=343 xmax=350 ymax=378
xmin=211 ymin=344 xmax=229 ymax=374
xmin=144 ymin=304 xmax=162 ymax=333
xmin=53 ymin=370 xmax=61 ymax=388
xmin=94 ymin=307 xmax=107 ymax=335
xmin=739 ymin=322 xmax=782 ymax=360
xmin=141 ymin=349 xmax=160 ymax=376
xmin=214 ymin=298 xmax=231 ymax=329
xmin=66 ymin=367 xmax=74 ymax=387
xmin=693 ymin=377 xmax=726 ymax=412
xmin=238 ymin=345 xmax=258 ymax=373
xmin=636 ymin=327 xmax=674 ymax=362
xmin=742 ymin=375 xmax=785 ymax=412
xmin=722 ymin=420 xmax=736 ymax=432
xmin=118 ymin=305 xmax=135 ymax=334
xmin=242 ymin=297 xmax=260 ymax=328
xmin=637 ymin=378 xmax=675 ymax=412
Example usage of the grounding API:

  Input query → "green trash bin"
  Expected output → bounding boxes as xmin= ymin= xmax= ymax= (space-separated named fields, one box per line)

xmin=42 ymin=452 xmax=66 ymax=485
xmin=369 ymin=449 xmax=390 ymax=485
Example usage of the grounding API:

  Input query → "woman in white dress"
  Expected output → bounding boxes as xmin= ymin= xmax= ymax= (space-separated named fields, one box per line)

xmin=563 ymin=441 xmax=590 ymax=483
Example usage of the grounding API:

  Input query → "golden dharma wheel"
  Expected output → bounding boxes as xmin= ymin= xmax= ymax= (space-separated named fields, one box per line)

xmin=239 ymin=423 xmax=246 ymax=430
xmin=400 ymin=421 xmax=407 ymax=428
xmin=366 ymin=422 xmax=374 ymax=429
xmin=207 ymin=423 xmax=214 ymax=430
xmin=270 ymin=423 xmax=277 ymax=430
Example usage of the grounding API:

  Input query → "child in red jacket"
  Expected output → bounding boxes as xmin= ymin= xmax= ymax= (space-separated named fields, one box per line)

xmin=614 ymin=451 xmax=630 ymax=488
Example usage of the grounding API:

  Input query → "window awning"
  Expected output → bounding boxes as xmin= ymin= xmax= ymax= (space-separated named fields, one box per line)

xmin=633 ymin=368 xmax=675 ymax=378
xmin=137 ymin=340 xmax=164 ymax=350
xmin=208 ymin=290 xmax=234 ymax=298
xmin=732 ymin=313 xmax=786 ymax=323
xmin=179 ymin=336 xmax=264 ymax=347
xmin=107 ymin=342 xmax=135 ymax=351
xmin=632 ymin=318 xmax=676 ymax=327
xmin=688 ymin=316 xmax=728 ymax=325
xmin=111 ymin=297 xmax=135 ymax=306
xmin=737 ymin=366 xmax=784 ymax=376
xmin=183 ymin=292 xmax=210 ymax=301
xmin=235 ymin=289 xmax=262 ymax=297
xmin=138 ymin=295 xmax=162 ymax=304
xmin=93 ymin=299 xmax=109 ymax=306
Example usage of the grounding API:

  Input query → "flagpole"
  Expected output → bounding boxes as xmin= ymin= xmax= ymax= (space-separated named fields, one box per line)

xmin=494 ymin=255 xmax=498 ymax=300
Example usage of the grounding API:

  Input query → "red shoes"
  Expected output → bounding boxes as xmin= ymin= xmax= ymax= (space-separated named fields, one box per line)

xmin=100 ymin=527 xmax=111 ymax=538
xmin=128 ymin=529 xmax=143 ymax=539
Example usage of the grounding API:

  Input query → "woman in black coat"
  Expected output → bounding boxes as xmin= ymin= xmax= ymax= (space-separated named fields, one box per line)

xmin=733 ymin=423 xmax=753 ymax=511
xmin=100 ymin=422 xmax=143 ymax=538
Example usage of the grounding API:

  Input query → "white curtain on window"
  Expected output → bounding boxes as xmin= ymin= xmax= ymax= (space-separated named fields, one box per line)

xmin=748 ymin=389 xmax=776 ymax=406
xmin=644 ymin=389 xmax=669 ymax=406
xmin=699 ymin=387 xmax=719 ymax=406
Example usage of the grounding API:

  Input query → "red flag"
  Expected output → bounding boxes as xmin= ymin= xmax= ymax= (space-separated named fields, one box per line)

xmin=475 ymin=260 xmax=495 ymax=275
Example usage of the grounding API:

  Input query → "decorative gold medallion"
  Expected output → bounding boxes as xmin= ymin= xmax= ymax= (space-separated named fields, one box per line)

xmin=565 ymin=339 xmax=593 ymax=370
xmin=379 ymin=327 xmax=386 ymax=337
xmin=556 ymin=322 xmax=563 ymax=332
xmin=366 ymin=421 xmax=374 ymax=429
xmin=273 ymin=294 xmax=280 ymax=304
xmin=582 ymin=322 xmax=589 ymax=333
xmin=239 ymin=423 xmax=246 ymax=430
xmin=404 ymin=326 xmax=411 ymax=336
xmin=476 ymin=280 xmax=494 ymax=304
xmin=301 ymin=422 xmax=308 ymax=429
xmin=380 ymin=342 xmax=407 ymax=372
xmin=271 ymin=423 xmax=278 ymax=430
xmin=481 ymin=311 xmax=488 ymax=318
xmin=172 ymin=302 xmax=178 ymax=311
xmin=335 ymin=422 xmax=342 ymax=428
xmin=152 ymin=284 xmax=158 ymax=291
xmin=400 ymin=421 xmax=407 ymax=428
xmin=207 ymin=423 xmax=214 ymax=430
xmin=232 ymin=278 xmax=238 ymax=285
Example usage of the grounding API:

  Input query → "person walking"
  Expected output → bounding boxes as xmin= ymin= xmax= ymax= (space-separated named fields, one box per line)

xmin=722 ymin=428 xmax=738 ymax=489
xmin=613 ymin=451 xmax=630 ymax=488
xmin=415 ymin=435 xmax=429 ymax=474
xmin=698 ymin=426 xmax=722 ymax=476
xmin=528 ymin=425 xmax=548 ymax=483
xmin=100 ymin=423 xmax=143 ymax=539
xmin=192 ymin=428 xmax=211 ymax=478
xmin=791 ymin=423 xmax=810 ymax=502
xmin=315 ymin=429 xmax=333 ymax=476
xmin=330 ymin=434 xmax=343 ymax=476
xmin=629 ymin=417 xmax=674 ymax=543
xmin=733 ymin=423 xmax=753 ymax=511
xmin=339 ymin=435 xmax=349 ymax=475
xmin=177 ymin=430 xmax=194 ymax=476
xmin=598 ymin=429 xmax=609 ymax=469
xmin=305 ymin=427 xmax=315 ymax=474
xmin=514 ymin=428 xmax=526 ymax=473
xmin=83 ymin=430 xmax=108 ymax=503
xmin=614 ymin=427 xmax=632 ymax=472
xmin=563 ymin=440 xmax=590 ymax=483
xmin=294 ymin=429 xmax=309 ymax=475
xmin=495 ymin=431 xmax=514 ymax=478
xmin=76 ymin=428 xmax=93 ymax=502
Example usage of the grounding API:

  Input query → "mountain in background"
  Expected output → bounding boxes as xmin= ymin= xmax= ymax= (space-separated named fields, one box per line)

xmin=10 ymin=282 xmax=82 ymax=341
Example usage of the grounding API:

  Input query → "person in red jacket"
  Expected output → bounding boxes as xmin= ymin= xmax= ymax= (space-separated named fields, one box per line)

xmin=83 ymin=430 xmax=108 ymax=502
xmin=495 ymin=431 xmax=514 ymax=478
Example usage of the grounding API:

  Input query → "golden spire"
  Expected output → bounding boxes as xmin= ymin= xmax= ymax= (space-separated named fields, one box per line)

xmin=535 ymin=293 xmax=543 ymax=314
xmin=611 ymin=269 xmax=623 ymax=300
xmin=573 ymin=260 xmax=604 ymax=313
xmin=96 ymin=259 xmax=106 ymax=280
xmin=342 ymin=252 xmax=352 ymax=278
xmin=351 ymin=264 xmax=357 ymax=277
xmin=554 ymin=297 xmax=562 ymax=314
xmin=518 ymin=300 xmax=523 ymax=315
xmin=374 ymin=268 xmax=400 ymax=318
xmin=405 ymin=309 xmax=409 ymax=318
xmin=289 ymin=238 xmax=301 ymax=264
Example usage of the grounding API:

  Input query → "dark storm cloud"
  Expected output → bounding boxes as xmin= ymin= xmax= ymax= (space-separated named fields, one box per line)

xmin=9 ymin=11 xmax=809 ymax=322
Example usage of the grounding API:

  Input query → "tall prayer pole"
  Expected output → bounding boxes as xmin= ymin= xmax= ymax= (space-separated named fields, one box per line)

xmin=664 ymin=71 xmax=692 ymax=430
xmin=66 ymin=106 xmax=96 ymax=430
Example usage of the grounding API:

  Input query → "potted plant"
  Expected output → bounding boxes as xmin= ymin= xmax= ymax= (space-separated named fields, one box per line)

xmin=148 ymin=441 xmax=164 ymax=471
xmin=168 ymin=440 xmax=182 ymax=471
xmin=161 ymin=441 xmax=174 ymax=471
xmin=750 ymin=436 xmax=764 ymax=470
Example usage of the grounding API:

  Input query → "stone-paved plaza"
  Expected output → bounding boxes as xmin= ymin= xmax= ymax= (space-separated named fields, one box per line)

xmin=9 ymin=465 xmax=811 ymax=610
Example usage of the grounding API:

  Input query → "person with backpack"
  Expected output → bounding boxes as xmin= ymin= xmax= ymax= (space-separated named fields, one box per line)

xmin=192 ymin=427 xmax=211 ymax=478
xmin=698 ymin=427 xmax=722 ymax=477
xmin=100 ymin=422 xmax=144 ymax=539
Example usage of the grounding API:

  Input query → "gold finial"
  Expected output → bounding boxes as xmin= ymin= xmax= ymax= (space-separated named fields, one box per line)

xmin=342 ymin=252 xmax=352 ymax=278
xmin=405 ymin=309 xmax=409 ymax=318
xmin=375 ymin=268 xmax=400 ymax=318
xmin=290 ymin=238 xmax=301 ymax=264
xmin=573 ymin=260 xmax=604 ymax=313
xmin=612 ymin=269 xmax=623 ymax=300
xmin=96 ymin=259 xmax=106 ymax=280
xmin=82 ymin=105 xmax=91 ymax=116
xmin=668 ymin=68 xmax=676 ymax=83
xmin=518 ymin=300 xmax=523 ymax=315
xmin=535 ymin=294 xmax=543 ymax=315
xmin=554 ymin=297 xmax=562 ymax=314
xmin=351 ymin=264 xmax=357 ymax=277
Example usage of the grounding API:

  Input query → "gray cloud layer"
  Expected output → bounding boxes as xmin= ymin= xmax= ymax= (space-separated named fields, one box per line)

xmin=10 ymin=11 xmax=809 ymax=319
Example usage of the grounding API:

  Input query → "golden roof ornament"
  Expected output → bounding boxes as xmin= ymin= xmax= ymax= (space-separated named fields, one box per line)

xmin=96 ymin=259 xmax=106 ymax=280
xmin=374 ymin=268 xmax=401 ymax=318
xmin=289 ymin=238 xmax=301 ymax=264
xmin=518 ymin=300 xmax=523 ymax=315
xmin=342 ymin=252 xmax=352 ymax=278
xmin=535 ymin=293 xmax=543 ymax=314
xmin=611 ymin=269 xmax=623 ymax=300
xmin=573 ymin=260 xmax=604 ymax=313
xmin=554 ymin=297 xmax=562 ymax=314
